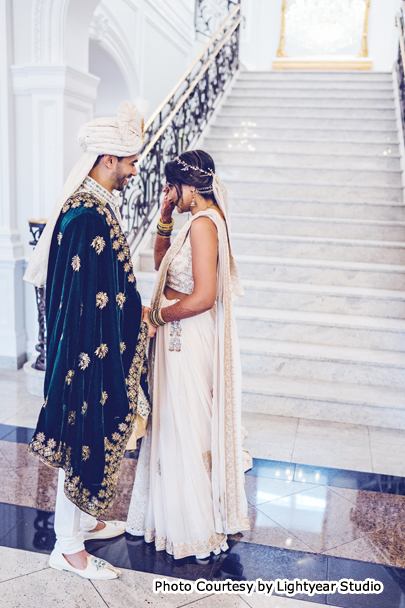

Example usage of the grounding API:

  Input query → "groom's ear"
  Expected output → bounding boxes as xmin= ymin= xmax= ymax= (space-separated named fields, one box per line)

xmin=103 ymin=155 xmax=115 ymax=169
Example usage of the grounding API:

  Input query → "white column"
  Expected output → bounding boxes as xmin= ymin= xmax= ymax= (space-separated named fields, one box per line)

xmin=11 ymin=65 xmax=99 ymax=361
xmin=0 ymin=0 xmax=26 ymax=368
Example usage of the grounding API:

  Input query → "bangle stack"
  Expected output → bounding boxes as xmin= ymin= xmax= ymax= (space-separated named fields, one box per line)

xmin=148 ymin=308 xmax=166 ymax=328
xmin=157 ymin=217 xmax=174 ymax=238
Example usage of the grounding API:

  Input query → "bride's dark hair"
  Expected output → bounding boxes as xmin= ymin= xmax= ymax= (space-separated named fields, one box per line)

xmin=164 ymin=150 xmax=215 ymax=202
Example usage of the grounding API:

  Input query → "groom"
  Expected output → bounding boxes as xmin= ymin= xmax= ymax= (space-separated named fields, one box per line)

xmin=25 ymin=101 xmax=155 ymax=579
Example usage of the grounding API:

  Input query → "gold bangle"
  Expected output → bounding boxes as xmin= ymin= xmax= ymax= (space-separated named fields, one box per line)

xmin=148 ymin=310 xmax=159 ymax=328
xmin=148 ymin=308 xmax=166 ymax=327
xmin=158 ymin=217 xmax=174 ymax=228
xmin=156 ymin=229 xmax=172 ymax=238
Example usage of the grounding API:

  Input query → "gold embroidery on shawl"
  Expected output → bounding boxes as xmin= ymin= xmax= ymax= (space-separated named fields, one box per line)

xmin=91 ymin=236 xmax=106 ymax=254
xmin=100 ymin=391 xmax=108 ymax=405
xmin=65 ymin=370 xmax=74 ymax=385
xmin=82 ymin=402 xmax=88 ymax=415
xmin=202 ymin=451 xmax=212 ymax=474
xmin=116 ymin=293 xmax=126 ymax=309
xmin=78 ymin=352 xmax=90 ymax=370
xmin=95 ymin=344 xmax=108 ymax=358
xmin=57 ymin=232 xmax=63 ymax=245
xmin=71 ymin=255 xmax=81 ymax=271
xmin=96 ymin=292 xmax=109 ymax=309
xmin=144 ymin=528 xmax=226 ymax=559
xmin=82 ymin=446 xmax=91 ymax=461
xmin=120 ymin=342 xmax=126 ymax=354
xmin=68 ymin=411 xmax=76 ymax=425
xmin=43 ymin=396 xmax=48 ymax=409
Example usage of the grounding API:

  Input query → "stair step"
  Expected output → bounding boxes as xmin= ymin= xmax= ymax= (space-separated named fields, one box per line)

xmin=221 ymin=105 xmax=396 ymax=119
xmin=241 ymin=373 xmax=405 ymax=430
xmin=234 ymin=254 xmax=405 ymax=290
xmin=210 ymin=125 xmax=398 ymax=143
xmin=238 ymin=71 xmax=393 ymax=82
xmin=231 ymin=87 xmax=395 ymax=100
xmin=239 ymin=337 xmax=405 ymax=388
xmin=134 ymin=272 xmax=405 ymax=320
xmin=231 ymin=233 xmax=405 ymax=265
xmin=204 ymin=138 xmax=399 ymax=156
xmin=235 ymin=80 xmax=394 ymax=92
xmin=213 ymin=151 xmax=400 ymax=171
xmin=238 ymin=279 xmax=405 ymax=319
xmin=225 ymin=97 xmax=395 ymax=109
xmin=219 ymin=165 xmax=402 ymax=188
xmin=236 ymin=306 xmax=405 ymax=352
xmin=230 ymin=197 xmax=405 ymax=222
xmin=226 ymin=181 xmax=402 ymax=204
xmin=231 ymin=214 xmax=405 ymax=242
xmin=216 ymin=116 xmax=397 ymax=131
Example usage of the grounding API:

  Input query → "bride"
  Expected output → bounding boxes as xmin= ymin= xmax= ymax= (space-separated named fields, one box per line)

xmin=126 ymin=150 xmax=250 ymax=559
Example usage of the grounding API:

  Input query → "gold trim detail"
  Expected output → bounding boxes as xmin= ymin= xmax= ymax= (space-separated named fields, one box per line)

xmin=273 ymin=59 xmax=372 ymax=71
xmin=358 ymin=0 xmax=370 ymax=58
xmin=276 ymin=0 xmax=288 ymax=58
xmin=274 ymin=0 xmax=371 ymax=68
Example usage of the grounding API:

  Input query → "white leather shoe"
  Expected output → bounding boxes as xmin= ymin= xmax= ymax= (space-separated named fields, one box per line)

xmin=49 ymin=548 xmax=121 ymax=579
xmin=83 ymin=520 xmax=126 ymax=541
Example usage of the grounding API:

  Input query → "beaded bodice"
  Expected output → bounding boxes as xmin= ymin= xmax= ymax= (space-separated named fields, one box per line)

xmin=166 ymin=231 xmax=194 ymax=295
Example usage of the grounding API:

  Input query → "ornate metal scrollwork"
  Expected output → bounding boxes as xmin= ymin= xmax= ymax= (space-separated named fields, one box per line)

xmin=28 ymin=220 xmax=47 ymax=371
xmin=397 ymin=8 xmax=405 ymax=133
xmin=120 ymin=4 xmax=242 ymax=250
xmin=195 ymin=0 xmax=240 ymax=38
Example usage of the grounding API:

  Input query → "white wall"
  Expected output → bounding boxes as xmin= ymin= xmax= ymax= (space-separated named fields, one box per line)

xmin=368 ymin=0 xmax=401 ymax=72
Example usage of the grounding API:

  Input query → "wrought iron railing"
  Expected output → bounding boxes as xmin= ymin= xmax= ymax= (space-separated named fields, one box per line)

xmin=396 ymin=2 xmax=405 ymax=133
xmin=195 ymin=0 xmax=240 ymax=38
xmin=119 ymin=2 xmax=242 ymax=251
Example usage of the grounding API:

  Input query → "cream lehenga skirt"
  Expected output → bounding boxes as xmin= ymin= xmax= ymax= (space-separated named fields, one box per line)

xmin=126 ymin=295 xmax=228 ymax=559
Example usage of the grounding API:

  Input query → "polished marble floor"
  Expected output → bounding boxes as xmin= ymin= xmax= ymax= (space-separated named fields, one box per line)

xmin=2 ymin=368 xmax=405 ymax=607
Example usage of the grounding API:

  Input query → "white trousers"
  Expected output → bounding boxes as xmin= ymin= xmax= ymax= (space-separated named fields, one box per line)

xmin=54 ymin=468 xmax=98 ymax=555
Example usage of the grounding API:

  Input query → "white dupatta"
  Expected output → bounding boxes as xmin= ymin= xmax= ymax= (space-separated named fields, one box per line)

xmin=149 ymin=208 xmax=249 ymax=534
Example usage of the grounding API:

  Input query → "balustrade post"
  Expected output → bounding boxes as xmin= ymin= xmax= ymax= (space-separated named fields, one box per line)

xmin=28 ymin=220 xmax=47 ymax=372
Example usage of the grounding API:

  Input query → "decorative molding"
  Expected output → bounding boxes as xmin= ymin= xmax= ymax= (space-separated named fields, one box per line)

xmin=32 ymin=0 xmax=69 ymax=64
xmin=90 ymin=6 xmax=140 ymax=99
xmin=11 ymin=65 xmax=99 ymax=103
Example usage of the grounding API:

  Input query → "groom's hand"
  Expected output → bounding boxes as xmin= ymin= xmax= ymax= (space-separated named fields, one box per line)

xmin=142 ymin=306 xmax=157 ymax=339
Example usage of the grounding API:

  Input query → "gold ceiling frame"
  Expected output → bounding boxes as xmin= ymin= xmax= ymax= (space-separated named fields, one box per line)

xmin=275 ymin=0 xmax=371 ymax=68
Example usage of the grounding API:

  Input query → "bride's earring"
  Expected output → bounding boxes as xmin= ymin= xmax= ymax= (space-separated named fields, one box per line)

xmin=190 ymin=188 xmax=196 ymax=207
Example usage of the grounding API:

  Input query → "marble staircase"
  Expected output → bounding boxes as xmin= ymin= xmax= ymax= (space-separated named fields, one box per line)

xmin=135 ymin=70 xmax=405 ymax=430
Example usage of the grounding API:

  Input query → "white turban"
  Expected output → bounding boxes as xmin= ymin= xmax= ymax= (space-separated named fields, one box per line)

xmin=24 ymin=100 xmax=147 ymax=287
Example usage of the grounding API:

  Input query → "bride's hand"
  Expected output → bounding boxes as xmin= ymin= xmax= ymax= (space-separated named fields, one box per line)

xmin=142 ymin=306 xmax=157 ymax=339
xmin=161 ymin=185 xmax=176 ymax=222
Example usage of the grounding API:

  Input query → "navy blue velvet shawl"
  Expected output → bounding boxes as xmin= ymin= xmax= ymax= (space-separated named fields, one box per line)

xmin=28 ymin=191 xmax=148 ymax=517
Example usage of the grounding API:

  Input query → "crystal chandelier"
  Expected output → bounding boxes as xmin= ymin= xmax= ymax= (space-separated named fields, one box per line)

xmin=285 ymin=0 xmax=366 ymax=54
